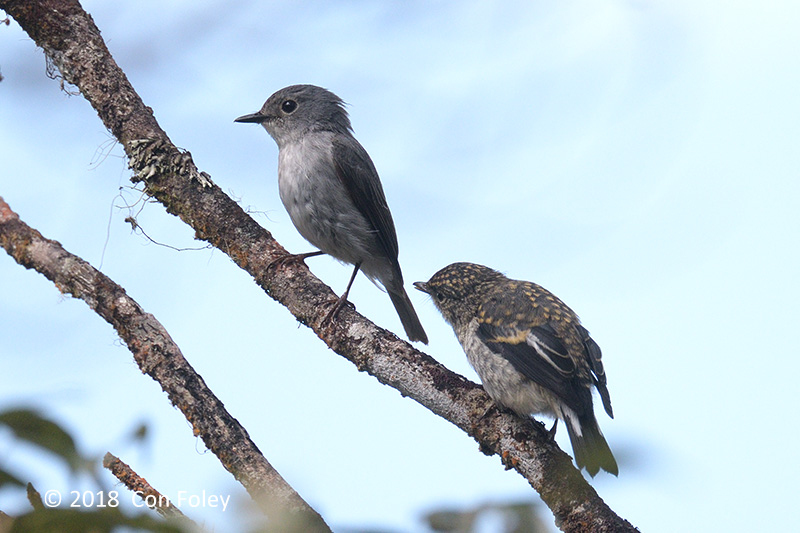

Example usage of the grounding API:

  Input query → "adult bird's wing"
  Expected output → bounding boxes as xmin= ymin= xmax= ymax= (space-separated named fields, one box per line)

xmin=331 ymin=136 xmax=400 ymax=265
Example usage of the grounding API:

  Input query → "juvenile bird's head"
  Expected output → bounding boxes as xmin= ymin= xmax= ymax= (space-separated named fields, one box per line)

xmin=414 ymin=262 xmax=506 ymax=328
xmin=235 ymin=84 xmax=352 ymax=146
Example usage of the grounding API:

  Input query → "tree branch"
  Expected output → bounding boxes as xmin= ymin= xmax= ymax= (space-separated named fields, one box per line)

xmin=103 ymin=452 xmax=189 ymax=523
xmin=1 ymin=1 xmax=637 ymax=530
xmin=0 ymin=197 xmax=330 ymax=532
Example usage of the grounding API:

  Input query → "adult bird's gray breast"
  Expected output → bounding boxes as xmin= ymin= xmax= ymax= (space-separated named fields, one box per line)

xmin=236 ymin=84 xmax=428 ymax=344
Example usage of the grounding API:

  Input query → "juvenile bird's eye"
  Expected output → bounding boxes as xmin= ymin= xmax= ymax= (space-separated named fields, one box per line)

xmin=281 ymin=99 xmax=298 ymax=114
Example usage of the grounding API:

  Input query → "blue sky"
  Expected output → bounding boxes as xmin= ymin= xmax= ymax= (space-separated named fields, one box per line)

xmin=2 ymin=1 xmax=799 ymax=531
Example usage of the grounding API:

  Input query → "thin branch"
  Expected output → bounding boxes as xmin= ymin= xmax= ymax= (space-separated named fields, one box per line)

xmin=0 ymin=510 xmax=12 ymax=531
xmin=26 ymin=483 xmax=44 ymax=510
xmin=0 ymin=197 xmax=330 ymax=532
xmin=1 ymin=1 xmax=637 ymax=530
xmin=103 ymin=453 xmax=189 ymax=523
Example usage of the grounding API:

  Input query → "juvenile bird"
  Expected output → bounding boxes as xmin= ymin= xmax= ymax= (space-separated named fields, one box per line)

xmin=236 ymin=85 xmax=427 ymax=344
xmin=414 ymin=262 xmax=617 ymax=476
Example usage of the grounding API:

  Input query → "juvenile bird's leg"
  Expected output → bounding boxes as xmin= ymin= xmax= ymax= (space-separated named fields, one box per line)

xmin=323 ymin=262 xmax=361 ymax=324
xmin=547 ymin=419 xmax=559 ymax=441
xmin=267 ymin=250 xmax=324 ymax=271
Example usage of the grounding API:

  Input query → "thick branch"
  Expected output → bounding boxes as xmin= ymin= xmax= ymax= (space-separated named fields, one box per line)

xmin=0 ymin=198 xmax=330 ymax=532
xmin=1 ymin=1 xmax=636 ymax=530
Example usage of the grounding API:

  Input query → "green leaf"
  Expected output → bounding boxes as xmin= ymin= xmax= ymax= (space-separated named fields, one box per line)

xmin=10 ymin=507 xmax=186 ymax=533
xmin=0 ymin=467 xmax=26 ymax=489
xmin=0 ymin=409 xmax=85 ymax=473
xmin=423 ymin=501 xmax=547 ymax=533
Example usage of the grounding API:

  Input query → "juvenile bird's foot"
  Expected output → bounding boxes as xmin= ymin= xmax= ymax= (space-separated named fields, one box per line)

xmin=474 ymin=401 xmax=498 ymax=423
xmin=267 ymin=250 xmax=324 ymax=271
xmin=468 ymin=401 xmax=500 ymax=440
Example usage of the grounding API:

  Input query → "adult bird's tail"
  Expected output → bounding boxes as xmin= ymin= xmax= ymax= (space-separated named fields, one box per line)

xmin=388 ymin=287 xmax=428 ymax=344
xmin=565 ymin=412 xmax=618 ymax=477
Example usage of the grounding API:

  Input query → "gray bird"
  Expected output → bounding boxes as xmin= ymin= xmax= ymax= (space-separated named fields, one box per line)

xmin=235 ymin=85 xmax=427 ymax=344
xmin=414 ymin=262 xmax=617 ymax=476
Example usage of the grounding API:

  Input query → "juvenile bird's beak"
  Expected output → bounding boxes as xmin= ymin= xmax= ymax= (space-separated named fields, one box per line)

xmin=234 ymin=112 xmax=269 ymax=124
xmin=413 ymin=281 xmax=429 ymax=294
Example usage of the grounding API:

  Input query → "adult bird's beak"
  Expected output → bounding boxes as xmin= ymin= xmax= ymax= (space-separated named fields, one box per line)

xmin=234 ymin=112 xmax=269 ymax=123
xmin=413 ymin=281 xmax=429 ymax=294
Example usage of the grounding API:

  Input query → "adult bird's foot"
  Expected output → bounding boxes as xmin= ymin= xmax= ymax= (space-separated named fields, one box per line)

xmin=319 ymin=261 xmax=360 ymax=330
xmin=267 ymin=250 xmax=324 ymax=272
xmin=321 ymin=293 xmax=356 ymax=327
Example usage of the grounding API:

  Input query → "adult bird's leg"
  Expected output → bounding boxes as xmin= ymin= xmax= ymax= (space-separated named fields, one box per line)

xmin=323 ymin=262 xmax=361 ymax=324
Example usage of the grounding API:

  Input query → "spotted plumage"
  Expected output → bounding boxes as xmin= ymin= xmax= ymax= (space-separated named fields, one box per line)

xmin=415 ymin=262 xmax=617 ymax=476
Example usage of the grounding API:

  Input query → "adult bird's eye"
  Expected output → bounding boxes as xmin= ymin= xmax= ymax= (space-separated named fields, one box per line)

xmin=436 ymin=291 xmax=446 ymax=302
xmin=281 ymin=99 xmax=298 ymax=114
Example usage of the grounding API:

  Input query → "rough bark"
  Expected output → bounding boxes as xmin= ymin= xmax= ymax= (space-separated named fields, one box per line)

xmin=0 ymin=198 xmax=331 ymax=532
xmin=103 ymin=453 xmax=189 ymax=522
xmin=0 ymin=1 xmax=637 ymax=530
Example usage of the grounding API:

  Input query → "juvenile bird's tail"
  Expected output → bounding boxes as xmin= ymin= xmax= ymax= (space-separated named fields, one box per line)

xmin=565 ymin=412 xmax=618 ymax=477
xmin=388 ymin=287 xmax=428 ymax=344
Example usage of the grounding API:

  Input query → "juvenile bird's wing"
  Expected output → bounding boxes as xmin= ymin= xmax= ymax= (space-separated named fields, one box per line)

xmin=578 ymin=324 xmax=613 ymax=418
xmin=475 ymin=285 xmax=590 ymax=415
xmin=331 ymin=136 xmax=400 ymax=264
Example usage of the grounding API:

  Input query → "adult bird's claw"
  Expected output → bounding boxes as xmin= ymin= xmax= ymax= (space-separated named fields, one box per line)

xmin=266 ymin=250 xmax=323 ymax=271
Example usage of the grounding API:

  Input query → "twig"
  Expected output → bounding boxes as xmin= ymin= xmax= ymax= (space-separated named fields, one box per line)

xmin=102 ymin=453 xmax=189 ymax=522
xmin=0 ymin=510 xmax=13 ymax=532
xmin=26 ymin=483 xmax=44 ymax=510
